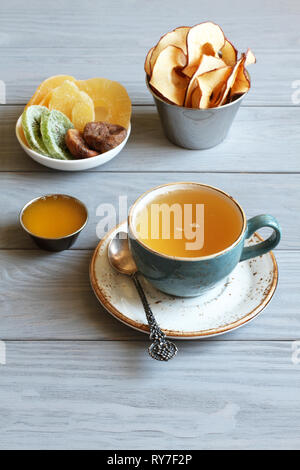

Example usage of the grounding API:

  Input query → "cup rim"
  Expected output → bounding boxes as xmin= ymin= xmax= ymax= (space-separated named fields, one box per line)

xmin=128 ymin=182 xmax=247 ymax=262
xmin=19 ymin=194 xmax=89 ymax=241
xmin=145 ymin=74 xmax=249 ymax=110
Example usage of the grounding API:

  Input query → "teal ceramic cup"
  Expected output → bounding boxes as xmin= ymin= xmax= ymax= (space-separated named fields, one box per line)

xmin=128 ymin=182 xmax=281 ymax=297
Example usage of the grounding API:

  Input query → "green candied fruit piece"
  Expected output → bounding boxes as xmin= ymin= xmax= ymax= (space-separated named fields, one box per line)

xmin=21 ymin=105 xmax=49 ymax=155
xmin=40 ymin=109 xmax=74 ymax=160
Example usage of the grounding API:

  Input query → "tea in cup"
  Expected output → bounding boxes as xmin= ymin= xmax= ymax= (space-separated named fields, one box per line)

xmin=128 ymin=182 xmax=281 ymax=297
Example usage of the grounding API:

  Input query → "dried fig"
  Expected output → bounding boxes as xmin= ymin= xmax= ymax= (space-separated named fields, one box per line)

xmin=65 ymin=128 xmax=99 ymax=159
xmin=84 ymin=121 xmax=127 ymax=153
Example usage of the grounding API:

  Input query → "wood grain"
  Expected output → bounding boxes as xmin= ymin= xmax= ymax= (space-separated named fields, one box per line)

xmin=2 ymin=105 xmax=300 ymax=173
xmin=0 ymin=49 xmax=298 ymax=106
xmin=1 ymin=0 xmax=299 ymax=50
xmin=0 ymin=250 xmax=298 ymax=341
xmin=0 ymin=340 xmax=299 ymax=450
xmin=0 ymin=0 xmax=299 ymax=105
xmin=0 ymin=171 xmax=297 ymax=249
xmin=0 ymin=0 xmax=299 ymax=450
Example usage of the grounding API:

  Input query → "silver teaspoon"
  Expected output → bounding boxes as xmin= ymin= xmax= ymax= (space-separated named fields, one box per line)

xmin=108 ymin=231 xmax=178 ymax=361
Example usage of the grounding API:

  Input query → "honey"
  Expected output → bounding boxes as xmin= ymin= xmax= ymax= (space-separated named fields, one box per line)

xmin=22 ymin=195 xmax=87 ymax=239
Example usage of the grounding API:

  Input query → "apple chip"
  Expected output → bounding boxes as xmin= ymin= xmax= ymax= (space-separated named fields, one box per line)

xmin=149 ymin=26 xmax=190 ymax=73
xmin=149 ymin=45 xmax=189 ymax=106
xmin=230 ymin=56 xmax=250 ymax=98
xmin=245 ymin=48 xmax=256 ymax=66
xmin=184 ymin=55 xmax=225 ymax=106
xmin=196 ymin=66 xmax=232 ymax=109
xmin=219 ymin=57 xmax=245 ymax=105
xmin=183 ymin=22 xmax=225 ymax=77
xmin=144 ymin=47 xmax=154 ymax=76
xmin=191 ymin=85 xmax=201 ymax=108
xmin=220 ymin=39 xmax=237 ymax=66
xmin=144 ymin=22 xmax=256 ymax=109
xmin=221 ymin=51 xmax=255 ymax=104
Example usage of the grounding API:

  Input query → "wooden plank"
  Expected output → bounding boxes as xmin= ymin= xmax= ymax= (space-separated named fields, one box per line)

xmin=0 ymin=250 xmax=297 ymax=341
xmin=2 ymin=105 xmax=300 ymax=173
xmin=0 ymin=0 xmax=299 ymax=105
xmin=1 ymin=0 xmax=299 ymax=51
xmin=0 ymin=49 xmax=298 ymax=106
xmin=0 ymin=340 xmax=299 ymax=449
xmin=0 ymin=172 xmax=297 ymax=249
xmin=0 ymin=0 xmax=299 ymax=451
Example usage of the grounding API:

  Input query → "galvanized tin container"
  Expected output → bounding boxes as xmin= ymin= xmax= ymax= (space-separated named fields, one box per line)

xmin=146 ymin=76 xmax=247 ymax=150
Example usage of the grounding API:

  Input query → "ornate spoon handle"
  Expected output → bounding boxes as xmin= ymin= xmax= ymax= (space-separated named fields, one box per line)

xmin=132 ymin=273 xmax=178 ymax=361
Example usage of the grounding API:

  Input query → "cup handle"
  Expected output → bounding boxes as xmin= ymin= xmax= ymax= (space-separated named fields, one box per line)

xmin=240 ymin=215 xmax=281 ymax=262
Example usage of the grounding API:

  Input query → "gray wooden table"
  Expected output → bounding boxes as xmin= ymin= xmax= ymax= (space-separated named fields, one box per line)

xmin=0 ymin=0 xmax=300 ymax=450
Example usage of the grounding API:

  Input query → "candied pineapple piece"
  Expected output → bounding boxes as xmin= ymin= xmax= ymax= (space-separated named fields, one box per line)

xmin=48 ymin=80 xmax=81 ymax=120
xmin=76 ymin=78 xmax=131 ymax=129
xmin=71 ymin=91 xmax=95 ymax=131
xmin=26 ymin=75 xmax=76 ymax=108
xmin=39 ymin=91 xmax=52 ymax=107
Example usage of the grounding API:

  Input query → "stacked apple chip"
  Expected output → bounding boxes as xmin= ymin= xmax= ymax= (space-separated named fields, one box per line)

xmin=145 ymin=22 xmax=256 ymax=109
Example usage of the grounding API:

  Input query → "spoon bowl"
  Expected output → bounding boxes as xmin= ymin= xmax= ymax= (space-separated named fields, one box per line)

xmin=108 ymin=232 xmax=137 ymax=275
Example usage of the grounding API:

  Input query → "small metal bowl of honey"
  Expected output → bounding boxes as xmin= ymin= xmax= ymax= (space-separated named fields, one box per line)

xmin=20 ymin=194 xmax=88 ymax=251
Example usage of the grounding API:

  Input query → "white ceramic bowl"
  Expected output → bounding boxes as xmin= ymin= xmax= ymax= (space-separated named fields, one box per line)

xmin=16 ymin=116 xmax=131 ymax=171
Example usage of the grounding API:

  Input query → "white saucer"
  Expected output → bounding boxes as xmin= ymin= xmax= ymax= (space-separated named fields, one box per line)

xmin=90 ymin=222 xmax=278 ymax=339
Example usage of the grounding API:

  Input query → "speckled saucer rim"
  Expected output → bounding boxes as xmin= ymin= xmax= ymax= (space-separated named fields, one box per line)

xmin=89 ymin=222 xmax=278 ymax=339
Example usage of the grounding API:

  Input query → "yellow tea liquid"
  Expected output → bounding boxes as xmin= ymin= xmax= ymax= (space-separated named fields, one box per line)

xmin=135 ymin=186 xmax=243 ymax=258
xmin=22 ymin=195 xmax=87 ymax=238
